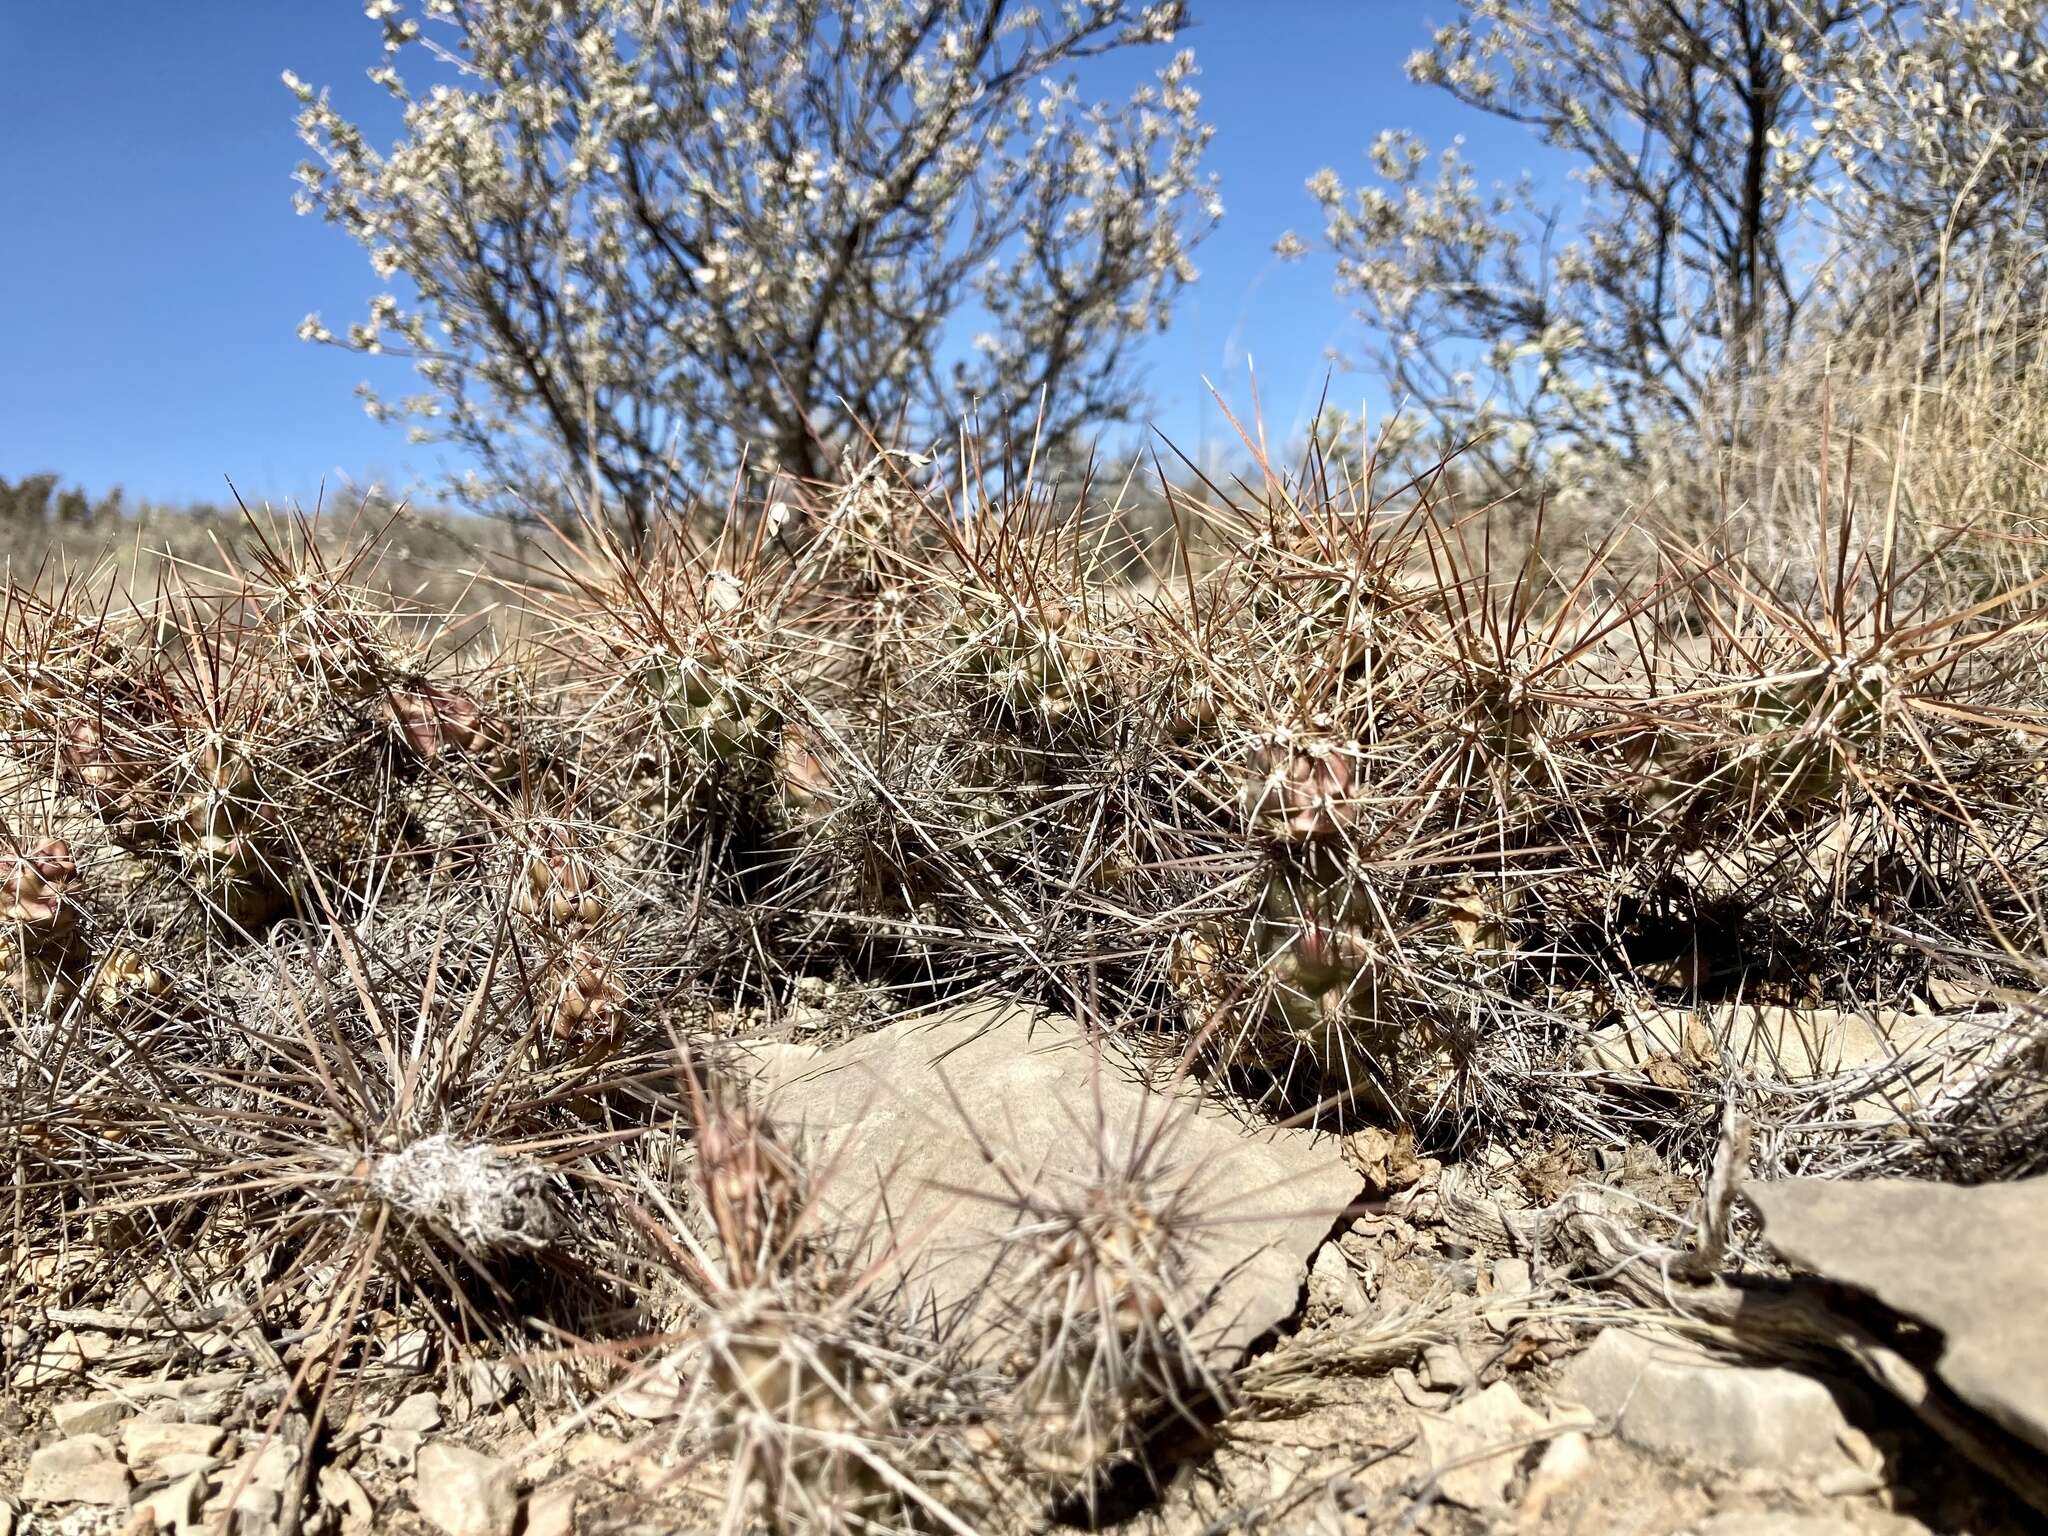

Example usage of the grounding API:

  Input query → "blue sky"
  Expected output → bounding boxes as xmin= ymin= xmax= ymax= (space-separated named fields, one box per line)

xmin=0 ymin=2 xmax=1548 ymax=507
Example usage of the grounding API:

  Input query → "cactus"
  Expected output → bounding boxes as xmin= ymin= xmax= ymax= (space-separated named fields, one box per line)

xmin=652 ymin=1101 xmax=976 ymax=1535
xmin=637 ymin=654 xmax=785 ymax=767
xmin=173 ymin=744 xmax=288 ymax=924
xmin=543 ymin=939 xmax=627 ymax=1043
xmin=512 ymin=833 xmax=607 ymax=929
xmin=952 ymin=600 xmax=1105 ymax=731
xmin=5 ymin=435 xmax=2047 ymax=1507
xmin=57 ymin=717 xmax=149 ymax=826
xmin=1240 ymin=726 xmax=1361 ymax=845
xmin=1732 ymin=652 xmax=1893 ymax=809
xmin=970 ymin=1101 xmax=1226 ymax=1513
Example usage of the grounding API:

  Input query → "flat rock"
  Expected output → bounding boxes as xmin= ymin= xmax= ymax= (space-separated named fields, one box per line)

xmin=120 ymin=1421 xmax=224 ymax=1473
xmin=1579 ymin=1004 xmax=1991 ymax=1125
xmin=374 ymin=1427 xmax=425 ymax=1470
xmin=1419 ymin=1342 xmax=1477 ymax=1393
xmin=132 ymin=1469 xmax=207 ymax=1533
xmin=208 ymin=1437 xmax=298 ymax=1511
xmin=746 ymin=1000 xmax=1361 ymax=1364
xmin=147 ymin=1453 xmax=224 ymax=1484
xmin=125 ymin=1372 xmax=239 ymax=1424
xmin=1490 ymin=1256 xmax=1534 ymax=1297
xmin=49 ymin=1400 xmax=130 ymax=1437
xmin=12 ymin=1330 xmax=98 ymax=1389
xmin=379 ymin=1391 xmax=443 ymax=1433
xmin=414 ymin=1444 xmax=517 ymax=1536
xmin=1583 ymin=1002 xmax=1950 ymax=1078
xmin=317 ymin=1466 xmax=375 ymax=1531
xmin=561 ymin=1430 xmax=629 ymax=1471
xmin=380 ymin=1329 xmax=432 ymax=1370
xmin=1414 ymin=1380 xmax=1548 ymax=1511
xmin=1749 ymin=1174 xmax=2048 ymax=1455
xmin=249 ymin=1437 xmax=301 ymax=1489
xmin=231 ymin=1485 xmax=282 ymax=1536
xmin=456 ymin=1360 xmax=514 ymax=1416
xmin=1562 ymin=1328 xmax=1862 ymax=1475
xmin=612 ymin=1359 xmax=685 ymax=1420
xmin=1691 ymin=1515 xmax=1932 ymax=1536
xmin=526 ymin=1484 xmax=575 ymax=1536
xmin=1306 ymin=1244 xmax=1370 ymax=1322
xmin=1518 ymin=1429 xmax=1592 ymax=1521
xmin=21 ymin=1436 xmax=132 ymax=1506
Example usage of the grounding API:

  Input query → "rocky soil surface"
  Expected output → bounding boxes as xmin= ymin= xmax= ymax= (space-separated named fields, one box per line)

xmin=6 ymin=1000 xmax=2043 ymax=1536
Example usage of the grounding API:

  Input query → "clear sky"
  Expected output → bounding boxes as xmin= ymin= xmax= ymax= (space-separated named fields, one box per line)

xmin=0 ymin=2 xmax=1551 ymax=507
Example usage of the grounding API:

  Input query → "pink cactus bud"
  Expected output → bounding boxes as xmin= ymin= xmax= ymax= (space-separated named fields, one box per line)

xmin=386 ymin=684 xmax=492 ymax=759
xmin=1242 ymin=731 xmax=1359 ymax=843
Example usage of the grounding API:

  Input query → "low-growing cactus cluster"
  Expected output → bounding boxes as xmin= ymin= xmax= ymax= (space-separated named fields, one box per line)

xmin=4 ymin=439 xmax=2046 ymax=1528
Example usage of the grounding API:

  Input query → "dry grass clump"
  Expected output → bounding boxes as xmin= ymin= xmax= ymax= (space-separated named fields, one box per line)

xmin=2 ymin=423 xmax=2044 ymax=1516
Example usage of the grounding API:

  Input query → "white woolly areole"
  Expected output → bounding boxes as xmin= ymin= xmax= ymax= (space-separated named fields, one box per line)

xmin=366 ymin=1133 xmax=561 ymax=1255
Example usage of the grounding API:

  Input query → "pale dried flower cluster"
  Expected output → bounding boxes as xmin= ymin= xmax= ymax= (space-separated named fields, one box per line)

xmin=1794 ymin=2 xmax=2048 ymax=312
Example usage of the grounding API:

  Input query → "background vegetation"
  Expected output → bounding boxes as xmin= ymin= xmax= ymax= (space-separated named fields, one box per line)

xmin=6 ymin=2 xmax=2048 ymax=1532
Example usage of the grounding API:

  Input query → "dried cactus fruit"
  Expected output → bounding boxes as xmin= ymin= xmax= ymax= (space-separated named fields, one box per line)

xmin=0 ymin=611 xmax=140 ymax=729
xmin=1616 ymin=722 xmax=1697 ymax=819
xmin=512 ymin=835 xmax=606 ymax=928
xmin=88 ymin=945 xmax=171 ymax=1011
xmin=1262 ymin=907 xmax=1380 ymax=996
xmin=270 ymin=577 xmax=400 ymax=697
xmin=690 ymin=1289 xmax=932 ymax=1535
xmin=1440 ymin=877 xmax=1513 ymax=954
xmin=544 ymin=940 xmax=626 ymax=1042
xmin=1 ymin=937 xmax=78 ymax=1012
xmin=693 ymin=1101 xmax=806 ymax=1278
xmin=643 ymin=1100 xmax=978 ymax=1535
xmin=1448 ymin=657 xmax=1546 ymax=776
xmin=1259 ymin=931 xmax=1386 ymax=1053
xmin=772 ymin=715 xmax=840 ymax=828
xmin=1167 ymin=926 xmax=1232 ymax=1018
xmin=58 ymin=717 xmax=147 ymax=817
xmin=1155 ymin=660 xmax=1220 ymax=740
xmin=384 ymin=682 xmax=494 ymax=760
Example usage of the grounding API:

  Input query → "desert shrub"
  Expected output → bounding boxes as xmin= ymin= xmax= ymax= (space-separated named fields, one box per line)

xmin=1287 ymin=0 xmax=2048 ymax=579
xmin=0 ymin=474 xmax=121 ymax=531
xmin=287 ymin=0 xmax=1218 ymax=536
